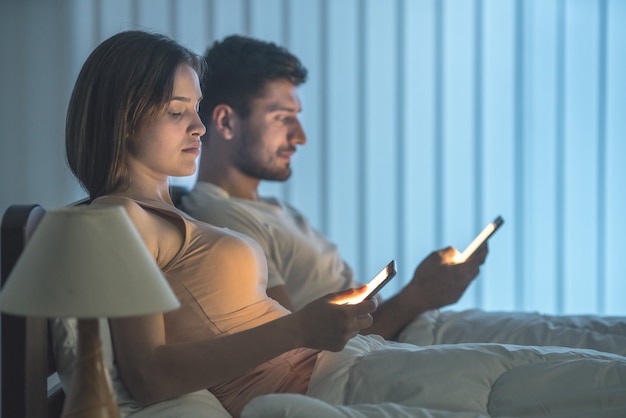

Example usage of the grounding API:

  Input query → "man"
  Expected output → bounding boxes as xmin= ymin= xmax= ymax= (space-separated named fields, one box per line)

xmin=180 ymin=35 xmax=626 ymax=352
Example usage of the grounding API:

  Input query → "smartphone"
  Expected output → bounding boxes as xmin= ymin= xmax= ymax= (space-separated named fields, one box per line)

xmin=343 ymin=260 xmax=397 ymax=305
xmin=455 ymin=216 xmax=504 ymax=263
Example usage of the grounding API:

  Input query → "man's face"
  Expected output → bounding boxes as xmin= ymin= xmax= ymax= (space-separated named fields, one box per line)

xmin=233 ymin=79 xmax=306 ymax=181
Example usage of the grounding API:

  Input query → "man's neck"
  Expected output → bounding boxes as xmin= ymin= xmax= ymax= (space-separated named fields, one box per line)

xmin=208 ymin=176 xmax=260 ymax=200
xmin=197 ymin=163 xmax=261 ymax=201
xmin=197 ymin=132 xmax=261 ymax=200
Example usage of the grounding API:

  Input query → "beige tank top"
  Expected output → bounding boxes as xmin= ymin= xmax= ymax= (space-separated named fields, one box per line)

xmin=111 ymin=198 xmax=318 ymax=417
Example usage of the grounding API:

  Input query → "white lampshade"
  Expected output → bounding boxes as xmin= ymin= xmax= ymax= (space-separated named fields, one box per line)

xmin=0 ymin=205 xmax=180 ymax=318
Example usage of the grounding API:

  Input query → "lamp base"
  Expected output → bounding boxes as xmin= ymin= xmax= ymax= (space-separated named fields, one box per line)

xmin=62 ymin=318 xmax=120 ymax=418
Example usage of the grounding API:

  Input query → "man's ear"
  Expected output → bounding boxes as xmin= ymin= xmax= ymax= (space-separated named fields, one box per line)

xmin=213 ymin=104 xmax=236 ymax=140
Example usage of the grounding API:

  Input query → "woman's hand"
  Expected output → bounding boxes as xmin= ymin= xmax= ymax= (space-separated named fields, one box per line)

xmin=293 ymin=289 xmax=378 ymax=352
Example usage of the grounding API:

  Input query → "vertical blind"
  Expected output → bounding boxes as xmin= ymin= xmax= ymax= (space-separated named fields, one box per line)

xmin=2 ymin=0 xmax=625 ymax=315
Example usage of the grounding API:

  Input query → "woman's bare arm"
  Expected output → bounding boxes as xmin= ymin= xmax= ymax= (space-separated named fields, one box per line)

xmin=111 ymin=291 xmax=375 ymax=405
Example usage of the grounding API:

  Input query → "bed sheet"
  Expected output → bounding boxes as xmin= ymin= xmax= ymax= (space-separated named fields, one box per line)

xmin=398 ymin=308 xmax=626 ymax=356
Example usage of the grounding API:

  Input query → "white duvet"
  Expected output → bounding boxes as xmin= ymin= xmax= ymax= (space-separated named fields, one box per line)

xmin=270 ymin=336 xmax=623 ymax=417
xmin=240 ymin=310 xmax=626 ymax=418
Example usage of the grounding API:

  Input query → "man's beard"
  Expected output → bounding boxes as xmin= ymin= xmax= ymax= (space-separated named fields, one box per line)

xmin=235 ymin=130 xmax=293 ymax=182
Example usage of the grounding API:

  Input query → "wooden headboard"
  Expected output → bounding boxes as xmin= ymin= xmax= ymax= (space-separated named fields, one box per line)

xmin=1 ymin=204 xmax=65 ymax=418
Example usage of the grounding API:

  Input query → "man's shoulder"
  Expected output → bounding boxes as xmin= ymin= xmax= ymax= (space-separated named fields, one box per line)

xmin=178 ymin=182 xmax=270 ymax=226
xmin=185 ymin=182 xmax=227 ymax=200
xmin=179 ymin=182 xmax=238 ymax=214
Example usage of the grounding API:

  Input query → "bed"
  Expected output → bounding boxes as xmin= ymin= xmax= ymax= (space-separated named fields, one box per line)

xmin=2 ymin=203 xmax=626 ymax=418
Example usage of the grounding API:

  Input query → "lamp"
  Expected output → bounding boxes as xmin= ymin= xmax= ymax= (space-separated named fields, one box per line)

xmin=0 ymin=205 xmax=180 ymax=418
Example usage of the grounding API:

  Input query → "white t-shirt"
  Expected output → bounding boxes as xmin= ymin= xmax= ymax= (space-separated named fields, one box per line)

xmin=180 ymin=182 xmax=359 ymax=310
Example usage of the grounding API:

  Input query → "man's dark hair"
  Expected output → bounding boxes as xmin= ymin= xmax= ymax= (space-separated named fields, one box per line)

xmin=200 ymin=35 xmax=308 ymax=126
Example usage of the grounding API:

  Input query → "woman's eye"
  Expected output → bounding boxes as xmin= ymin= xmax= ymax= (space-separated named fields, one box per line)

xmin=169 ymin=112 xmax=183 ymax=118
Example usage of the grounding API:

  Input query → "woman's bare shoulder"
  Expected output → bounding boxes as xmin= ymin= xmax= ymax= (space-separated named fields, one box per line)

xmin=91 ymin=195 xmax=150 ymax=226
xmin=91 ymin=196 xmax=182 ymax=263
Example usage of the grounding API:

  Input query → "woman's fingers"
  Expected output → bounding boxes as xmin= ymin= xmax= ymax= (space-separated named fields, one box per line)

xmin=328 ymin=285 xmax=369 ymax=305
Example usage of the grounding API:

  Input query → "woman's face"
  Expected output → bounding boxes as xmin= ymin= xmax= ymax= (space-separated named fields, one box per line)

xmin=126 ymin=63 xmax=206 ymax=182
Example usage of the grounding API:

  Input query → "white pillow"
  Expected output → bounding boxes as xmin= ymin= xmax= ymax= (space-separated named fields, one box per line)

xmin=49 ymin=318 xmax=231 ymax=418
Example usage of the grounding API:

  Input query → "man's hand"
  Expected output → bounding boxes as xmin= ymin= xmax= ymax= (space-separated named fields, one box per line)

xmin=405 ymin=244 xmax=488 ymax=312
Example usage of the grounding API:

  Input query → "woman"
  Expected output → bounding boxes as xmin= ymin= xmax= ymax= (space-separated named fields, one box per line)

xmin=65 ymin=30 xmax=375 ymax=417
xmin=65 ymin=30 xmax=626 ymax=418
